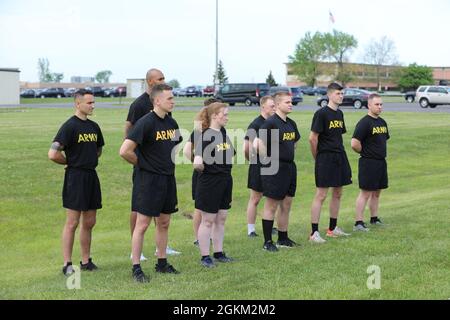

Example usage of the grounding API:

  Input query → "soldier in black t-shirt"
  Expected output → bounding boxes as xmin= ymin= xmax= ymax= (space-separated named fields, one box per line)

xmin=182 ymin=98 xmax=220 ymax=246
xmin=309 ymin=83 xmax=352 ymax=244
xmin=351 ymin=93 xmax=390 ymax=231
xmin=255 ymin=92 xmax=300 ymax=252
xmin=124 ymin=69 xmax=180 ymax=261
xmin=120 ymin=84 xmax=182 ymax=283
xmin=243 ymin=96 xmax=276 ymax=238
xmin=48 ymin=89 xmax=104 ymax=276
xmin=192 ymin=103 xmax=235 ymax=268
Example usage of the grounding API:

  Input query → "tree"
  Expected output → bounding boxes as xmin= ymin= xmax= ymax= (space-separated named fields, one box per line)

xmin=37 ymin=58 xmax=64 ymax=83
xmin=364 ymin=36 xmax=398 ymax=91
xmin=95 ymin=70 xmax=113 ymax=83
xmin=37 ymin=58 xmax=53 ymax=82
xmin=52 ymin=73 xmax=64 ymax=83
xmin=167 ymin=79 xmax=180 ymax=88
xmin=323 ymin=30 xmax=358 ymax=86
xmin=214 ymin=60 xmax=228 ymax=86
xmin=265 ymin=71 xmax=278 ymax=86
xmin=288 ymin=31 xmax=326 ymax=87
xmin=396 ymin=63 xmax=434 ymax=91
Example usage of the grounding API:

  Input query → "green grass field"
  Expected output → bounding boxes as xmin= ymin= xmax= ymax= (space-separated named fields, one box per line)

xmin=0 ymin=106 xmax=449 ymax=300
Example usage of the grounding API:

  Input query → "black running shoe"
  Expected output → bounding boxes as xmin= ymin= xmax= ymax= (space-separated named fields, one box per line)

xmin=248 ymin=231 xmax=258 ymax=238
xmin=62 ymin=262 xmax=74 ymax=276
xmin=155 ymin=263 xmax=180 ymax=274
xmin=263 ymin=240 xmax=278 ymax=252
xmin=370 ymin=217 xmax=384 ymax=225
xmin=200 ymin=256 xmax=216 ymax=268
xmin=80 ymin=258 xmax=98 ymax=271
xmin=276 ymin=238 xmax=297 ymax=248
xmin=132 ymin=267 xmax=149 ymax=283
xmin=214 ymin=253 xmax=234 ymax=263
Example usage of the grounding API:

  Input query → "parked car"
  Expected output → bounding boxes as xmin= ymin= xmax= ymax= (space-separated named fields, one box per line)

xmin=215 ymin=83 xmax=270 ymax=106
xmin=113 ymin=86 xmax=127 ymax=97
xmin=104 ymin=87 xmax=126 ymax=97
xmin=404 ymin=91 xmax=416 ymax=103
xmin=317 ymin=88 xmax=371 ymax=109
xmin=38 ymin=88 xmax=66 ymax=98
xmin=185 ymin=86 xmax=203 ymax=97
xmin=314 ymin=86 xmax=327 ymax=95
xmin=86 ymin=86 xmax=105 ymax=97
xmin=268 ymin=86 xmax=303 ymax=105
xmin=203 ymin=85 xmax=215 ymax=97
xmin=176 ymin=87 xmax=187 ymax=97
xmin=172 ymin=88 xmax=181 ymax=96
xmin=103 ymin=87 xmax=114 ymax=97
xmin=20 ymin=89 xmax=36 ymax=98
xmin=416 ymin=85 xmax=450 ymax=108
xmin=101 ymin=86 xmax=126 ymax=97
xmin=64 ymin=88 xmax=76 ymax=97
xmin=289 ymin=86 xmax=304 ymax=105
xmin=302 ymin=86 xmax=317 ymax=96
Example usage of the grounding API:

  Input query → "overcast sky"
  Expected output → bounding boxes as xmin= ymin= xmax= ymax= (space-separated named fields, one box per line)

xmin=1 ymin=0 xmax=450 ymax=86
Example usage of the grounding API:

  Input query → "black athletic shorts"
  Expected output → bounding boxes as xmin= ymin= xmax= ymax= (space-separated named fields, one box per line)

xmin=247 ymin=163 xmax=263 ymax=193
xmin=315 ymin=152 xmax=352 ymax=188
xmin=195 ymin=173 xmax=232 ymax=213
xmin=358 ymin=157 xmax=388 ymax=191
xmin=134 ymin=169 xmax=178 ymax=217
xmin=131 ymin=166 xmax=138 ymax=211
xmin=261 ymin=161 xmax=297 ymax=200
xmin=191 ymin=170 xmax=199 ymax=200
xmin=63 ymin=168 xmax=102 ymax=211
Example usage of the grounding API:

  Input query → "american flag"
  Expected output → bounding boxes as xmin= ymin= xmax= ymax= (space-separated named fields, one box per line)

xmin=329 ymin=11 xmax=335 ymax=24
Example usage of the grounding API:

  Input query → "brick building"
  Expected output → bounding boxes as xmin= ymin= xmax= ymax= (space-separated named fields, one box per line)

xmin=286 ymin=62 xmax=450 ymax=90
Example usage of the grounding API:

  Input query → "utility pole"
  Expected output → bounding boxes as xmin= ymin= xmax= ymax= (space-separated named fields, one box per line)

xmin=215 ymin=0 xmax=219 ymax=86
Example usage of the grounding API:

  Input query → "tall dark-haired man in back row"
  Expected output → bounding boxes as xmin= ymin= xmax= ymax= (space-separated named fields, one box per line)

xmin=309 ymin=82 xmax=352 ymax=243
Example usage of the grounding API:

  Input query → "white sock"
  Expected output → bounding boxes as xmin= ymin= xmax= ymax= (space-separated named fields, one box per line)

xmin=248 ymin=224 xmax=256 ymax=234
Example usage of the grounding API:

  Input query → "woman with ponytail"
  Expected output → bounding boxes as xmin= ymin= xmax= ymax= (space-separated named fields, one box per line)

xmin=192 ymin=102 xmax=235 ymax=268
xmin=183 ymin=98 xmax=220 ymax=246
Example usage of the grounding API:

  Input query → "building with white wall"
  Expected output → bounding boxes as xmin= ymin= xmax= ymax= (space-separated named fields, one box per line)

xmin=0 ymin=68 xmax=20 ymax=105
xmin=126 ymin=78 xmax=147 ymax=98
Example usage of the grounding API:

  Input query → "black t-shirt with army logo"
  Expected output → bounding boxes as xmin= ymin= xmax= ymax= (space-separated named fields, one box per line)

xmin=126 ymin=92 xmax=172 ymax=124
xmin=188 ymin=127 xmax=226 ymax=144
xmin=53 ymin=116 xmax=105 ymax=170
xmin=311 ymin=106 xmax=347 ymax=153
xmin=194 ymin=128 xmax=235 ymax=175
xmin=259 ymin=113 xmax=300 ymax=163
xmin=127 ymin=112 xmax=182 ymax=175
xmin=126 ymin=92 xmax=153 ymax=125
xmin=352 ymin=115 xmax=390 ymax=159
xmin=244 ymin=115 xmax=266 ymax=165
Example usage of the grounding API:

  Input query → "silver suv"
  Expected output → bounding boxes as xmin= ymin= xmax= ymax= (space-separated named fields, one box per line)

xmin=416 ymin=85 xmax=450 ymax=108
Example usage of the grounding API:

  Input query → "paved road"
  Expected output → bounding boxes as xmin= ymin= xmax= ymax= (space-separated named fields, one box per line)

xmin=3 ymin=102 xmax=450 ymax=113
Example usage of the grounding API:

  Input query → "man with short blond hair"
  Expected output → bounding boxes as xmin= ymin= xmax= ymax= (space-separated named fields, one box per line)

xmin=120 ymin=84 xmax=183 ymax=283
xmin=256 ymin=92 xmax=300 ymax=251
xmin=243 ymin=95 xmax=276 ymax=237
xmin=351 ymin=93 xmax=389 ymax=231
xmin=124 ymin=68 xmax=180 ymax=260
